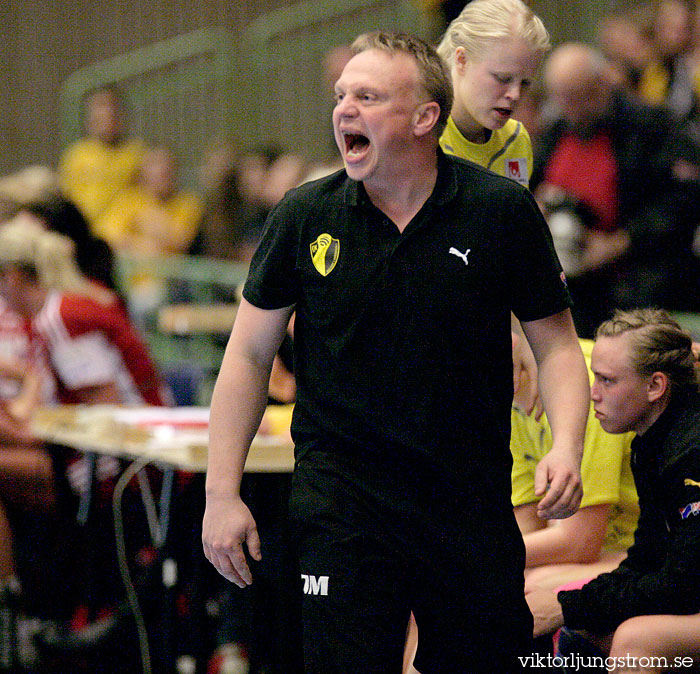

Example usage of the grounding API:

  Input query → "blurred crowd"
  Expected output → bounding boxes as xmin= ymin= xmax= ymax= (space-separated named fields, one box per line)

xmin=517 ymin=0 xmax=700 ymax=337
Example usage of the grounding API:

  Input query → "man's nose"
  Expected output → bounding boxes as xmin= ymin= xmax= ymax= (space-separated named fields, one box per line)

xmin=335 ymin=95 xmax=357 ymax=117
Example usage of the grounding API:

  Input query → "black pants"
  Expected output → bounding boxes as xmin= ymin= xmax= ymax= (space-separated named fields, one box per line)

xmin=289 ymin=451 xmax=533 ymax=674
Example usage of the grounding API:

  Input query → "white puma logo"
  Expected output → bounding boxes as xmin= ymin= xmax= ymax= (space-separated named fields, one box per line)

xmin=449 ymin=247 xmax=471 ymax=266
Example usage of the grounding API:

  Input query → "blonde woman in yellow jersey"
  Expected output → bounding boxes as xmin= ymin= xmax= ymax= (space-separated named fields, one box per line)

xmin=436 ymin=0 xmax=550 ymax=188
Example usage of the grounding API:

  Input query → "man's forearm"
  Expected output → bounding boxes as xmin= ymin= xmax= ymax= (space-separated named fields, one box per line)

xmin=537 ymin=342 xmax=589 ymax=461
xmin=205 ymin=300 xmax=293 ymax=498
xmin=522 ymin=311 xmax=589 ymax=463
xmin=205 ymin=352 xmax=273 ymax=498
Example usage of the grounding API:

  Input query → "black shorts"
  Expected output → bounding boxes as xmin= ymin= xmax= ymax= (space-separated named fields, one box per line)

xmin=288 ymin=450 xmax=533 ymax=674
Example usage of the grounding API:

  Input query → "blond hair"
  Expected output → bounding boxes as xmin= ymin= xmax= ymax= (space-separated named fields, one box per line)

xmin=351 ymin=31 xmax=453 ymax=137
xmin=596 ymin=308 xmax=699 ymax=395
xmin=437 ymin=0 xmax=550 ymax=68
xmin=0 ymin=215 xmax=106 ymax=301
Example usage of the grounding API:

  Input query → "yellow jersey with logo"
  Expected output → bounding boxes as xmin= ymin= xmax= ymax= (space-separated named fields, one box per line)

xmin=439 ymin=116 xmax=533 ymax=188
xmin=510 ymin=339 xmax=639 ymax=553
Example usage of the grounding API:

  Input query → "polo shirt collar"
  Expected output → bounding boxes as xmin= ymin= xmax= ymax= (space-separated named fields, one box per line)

xmin=342 ymin=148 xmax=458 ymax=208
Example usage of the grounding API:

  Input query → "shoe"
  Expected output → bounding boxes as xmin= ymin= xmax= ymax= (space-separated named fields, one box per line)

xmin=34 ymin=610 xmax=124 ymax=653
xmin=208 ymin=642 xmax=249 ymax=674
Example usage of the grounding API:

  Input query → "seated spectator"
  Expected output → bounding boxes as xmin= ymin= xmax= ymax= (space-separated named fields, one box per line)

xmin=94 ymin=145 xmax=203 ymax=326
xmin=596 ymin=3 xmax=656 ymax=93
xmin=190 ymin=137 xmax=249 ymax=261
xmin=95 ymin=145 xmax=203 ymax=256
xmin=58 ymin=84 xmax=145 ymax=230
xmin=527 ymin=310 xmax=700 ymax=665
xmin=21 ymin=197 xmax=120 ymax=294
xmin=192 ymin=140 xmax=310 ymax=265
xmin=534 ymin=42 xmax=700 ymax=337
xmin=638 ymin=0 xmax=699 ymax=130
xmin=236 ymin=146 xmax=308 ymax=264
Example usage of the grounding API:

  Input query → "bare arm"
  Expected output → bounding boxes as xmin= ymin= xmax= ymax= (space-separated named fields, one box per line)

xmin=72 ymin=381 xmax=122 ymax=404
xmin=522 ymin=504 xmax=610 ymax=567
xmin=515 ymin=502 xmax=547 ymax=536
xmin=521 ymin=309 xmax=589 ymax=519
xmin=511 ymin=315 xmax=541 ymax=418
xmin=202 ymin=299 xmax=294 ymax=587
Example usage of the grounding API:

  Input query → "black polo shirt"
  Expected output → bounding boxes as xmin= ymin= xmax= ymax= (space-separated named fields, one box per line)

xmin=244 ymin=151 xmax=571 ymax=497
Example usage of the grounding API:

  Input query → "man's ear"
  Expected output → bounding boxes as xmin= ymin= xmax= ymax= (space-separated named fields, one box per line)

xmin=647 ymin=371 xmax=669 ymax=403
xmin=413 ymin=102 xmax=441 ymax=137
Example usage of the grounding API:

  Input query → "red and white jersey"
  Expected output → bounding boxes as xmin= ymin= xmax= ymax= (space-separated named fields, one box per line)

xmin=32 ymin=290 xmax=165 ymax=406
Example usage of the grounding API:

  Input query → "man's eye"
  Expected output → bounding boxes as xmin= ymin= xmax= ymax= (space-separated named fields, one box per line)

xmin=494 ymin=74 xmax=510 ymax=84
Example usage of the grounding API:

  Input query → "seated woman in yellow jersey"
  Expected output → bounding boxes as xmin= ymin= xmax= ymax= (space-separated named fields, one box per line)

xmin=436 ymin=0 xmax=550 ymax=188
xmin=512 ymin=339 xmax=639 ymax=636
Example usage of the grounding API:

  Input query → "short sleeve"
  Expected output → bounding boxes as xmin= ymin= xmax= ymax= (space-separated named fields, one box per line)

xmin=499 ymin=187 xmax=572 ymax=322
xmin=243 ymin=196 xmax=301 ymax=310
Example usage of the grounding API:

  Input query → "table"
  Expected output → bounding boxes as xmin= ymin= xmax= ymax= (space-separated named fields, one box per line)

xmin=157 ymin=303 xmax=238 ymax=336
xmin=31 ymin=404 xmax=294 ymax=473
xmin=30 ymin=404 xmax=295 ymax=674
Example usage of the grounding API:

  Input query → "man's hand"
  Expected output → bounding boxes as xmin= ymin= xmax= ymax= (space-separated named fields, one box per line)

xmin=525 ymin=587 xmax=565 ymax=638
xmin=202 ymin=494 xmax=262 ymax=587
xmin=534 ymin=448 xmax=583 ymax=519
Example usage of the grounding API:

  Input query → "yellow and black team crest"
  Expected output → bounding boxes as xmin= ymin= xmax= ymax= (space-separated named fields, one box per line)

xmin=310 ymin=233 xmax=340 ymax=277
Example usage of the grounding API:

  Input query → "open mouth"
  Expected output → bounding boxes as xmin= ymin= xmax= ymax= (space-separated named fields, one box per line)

xmin=494 ymin=107 xmax=512 ymax=118
xmin=344 ymin=133 xmax=370 ymax=158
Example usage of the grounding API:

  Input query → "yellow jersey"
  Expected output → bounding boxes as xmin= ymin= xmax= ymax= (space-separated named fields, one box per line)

xmin=440 ymin=115 xmax=533 ymax=188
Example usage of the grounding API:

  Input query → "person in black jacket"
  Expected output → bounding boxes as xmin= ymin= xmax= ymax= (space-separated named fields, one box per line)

xmin=549 ymin=309 xmax=700 ymax=672
xmin=533 ymin=43 xmax=700 ymax=338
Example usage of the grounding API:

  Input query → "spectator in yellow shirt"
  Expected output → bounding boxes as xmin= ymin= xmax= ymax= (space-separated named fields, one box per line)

xmin=58 ymin=85 xmax=145 ymax=228
xmin=96 ymin=146 xmax=203 ymax=255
